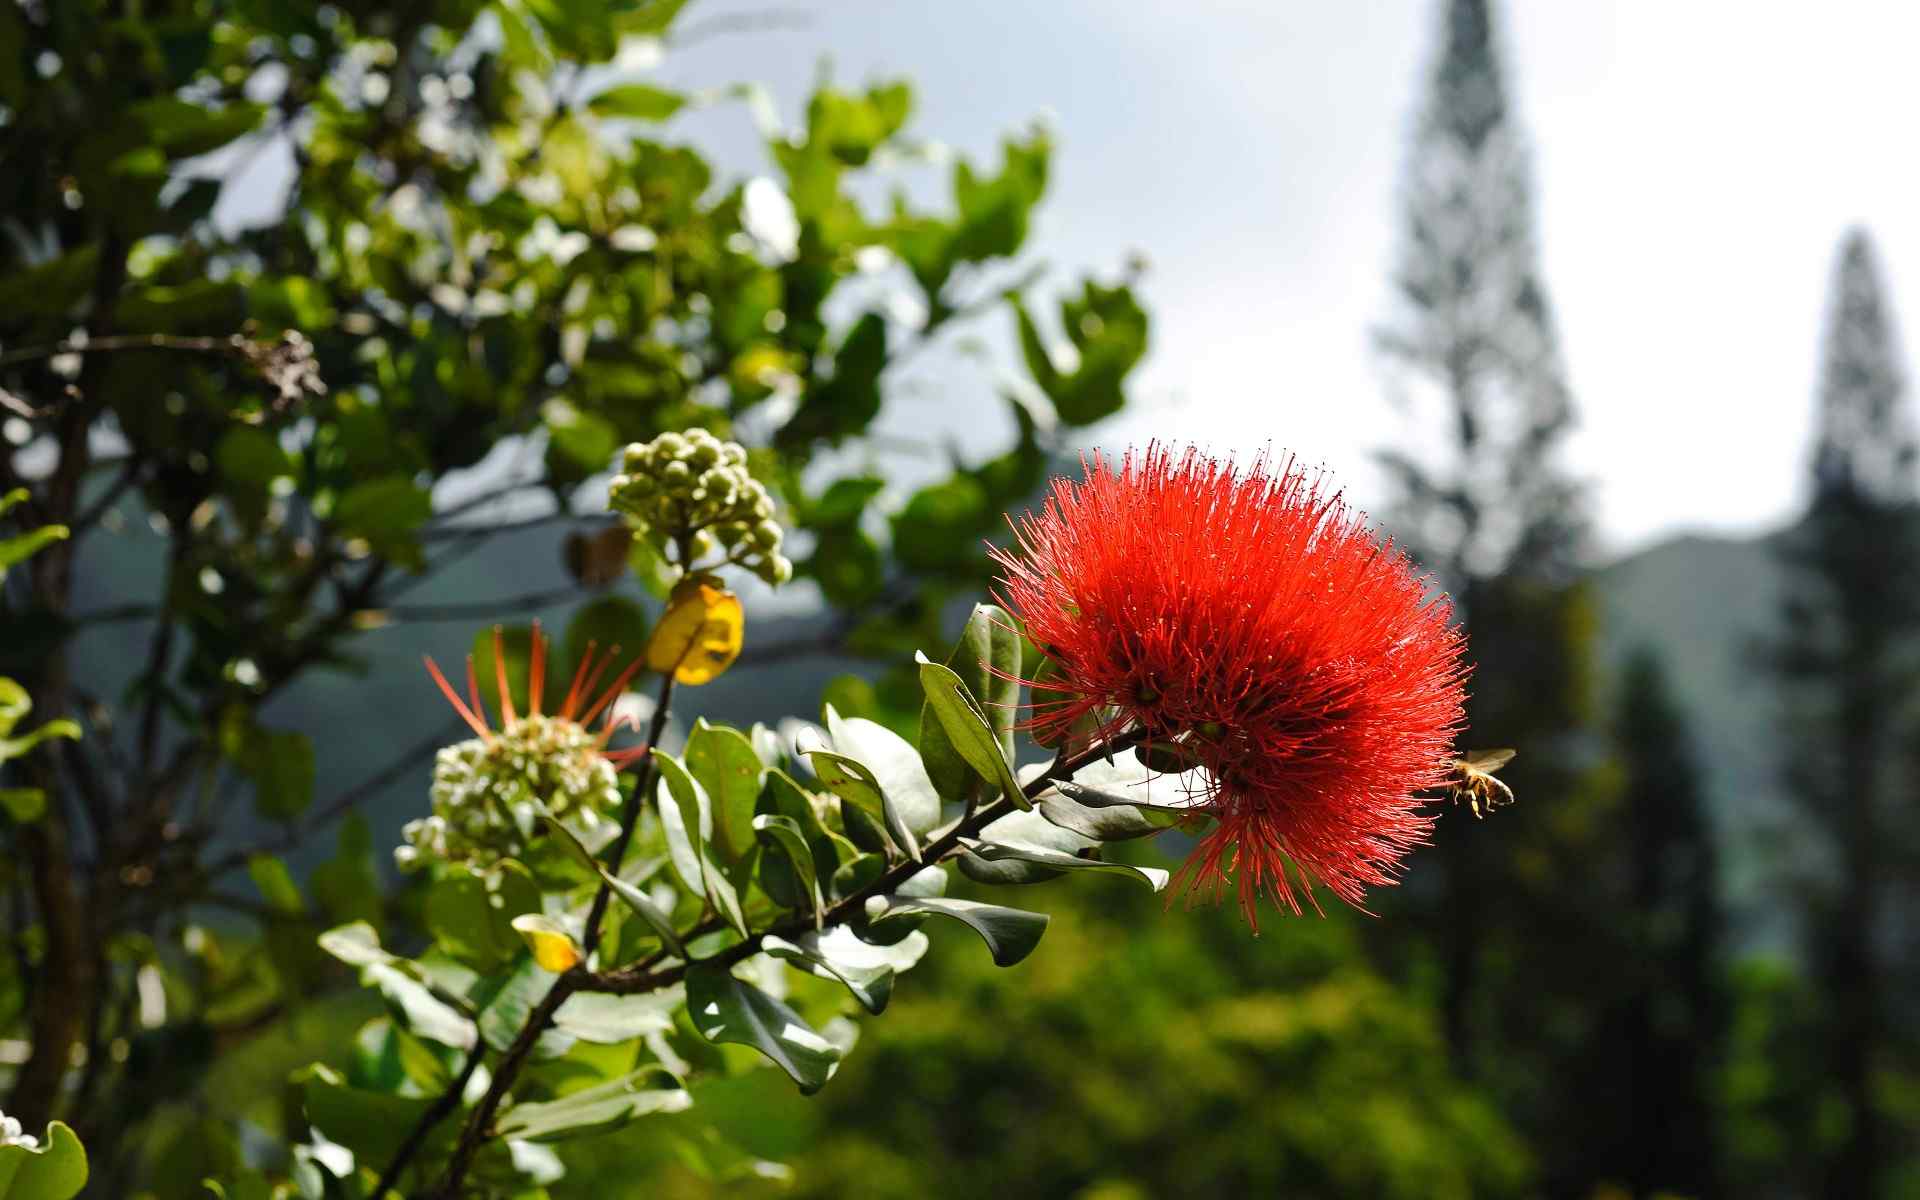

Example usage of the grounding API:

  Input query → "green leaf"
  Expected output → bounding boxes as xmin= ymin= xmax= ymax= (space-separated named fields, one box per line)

xmin=299 ymin=1064 xmax=449 ymax=1165
xmin=563 ymin=595 xmax=653 ymax=673
xmin=654 ymin=749 xmax=711 ymax=894
xmin=0 ymin=716 xmax=79 ymax=767
xmin=247 ymin=854 xmax=303 ymax=915
xmin=0 ymin=525 xmax=68 ymax=579
xmin=127 ymin=97 xmax=265 ymax=157
xmin=957 ymin=805 xmax=1087 ymax=885
xmin=245 ymin=729 xmax=314 ymax=822
xmin=762 ymin=925 xmax=928 ymax=1015
xmin=315 ymin=921 xmax=396 ymax=971
xmin=865 ymin=896 xmax=1048 ymax=967
xmin=1013 ymin=278 xmax=1148 ymax=426
xmin=0 ymin=678 xmax=28 ymax=738
xmin=542 ymin=397 xmax=620 ymax=474
xmin=686 ymin=719 xmax=764 ymax=862
xmin=364 ymin=962 xmax=479 ymax=1051
xmin=829 ymin=852 xmax=886 ymax=902
xmin=587 ymin=83 xmax=686 ymax=122
xmin=685 ymin=965 xmax=842 ymax=1093
xmin=803 ymin=744 xmax=903 ymax=858
xmin=539 ymin=812 xmax=686 ymax=958
xmin=916 ymin=654 xmax=1028 ymax=809
xmin=318 ymin=923 xmax=477 ymax=1050
xmin=958 ymin=837 xmax=1169 ymax=891
xmin=496 ymin=1067 xmax=692 ymax=1142
xmin=331 ymin=476 xmax=432 ymax=570
xmin=0 ymin=788 xmax=46 ymax=823
xmin=892 ymin=475 xmax=992 ymax=576
xmin=552 ymin=988 xmax=683 ymax=1044
xmin=0 ymin=1119 xmax=87 ymax=1200
xmin=1039 ymin=785 xmax=1183 ymax=841
xmin=779 ymin=312 xmax=886 ymax=445
xmin=215 ymin=426 xmax=291 ymax=488
xmin=752 ymin=814 xmax=822 ymax=926
xmin=919 ymin=604 xmax=1020 ymax=803
xmin=0 ymin=245 xmax=98 ymax=319
xmin=826 ymin=707 xmax=942 ymax=853
xmin=656 ymin=751 xmax=748 ymax=937
xmin=425 ymin=864 xmax=541 ymax=970
xmin=476 ymin=954 xmax=560 ymax=1052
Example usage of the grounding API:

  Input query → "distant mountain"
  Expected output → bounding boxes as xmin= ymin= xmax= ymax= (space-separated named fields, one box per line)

xmin=1593 ymin=529 xmax=1791 ymax=930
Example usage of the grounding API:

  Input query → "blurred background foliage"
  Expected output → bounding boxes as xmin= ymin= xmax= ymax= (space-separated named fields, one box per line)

xmin=1 ymin=0 xmax=1917 ymax=1196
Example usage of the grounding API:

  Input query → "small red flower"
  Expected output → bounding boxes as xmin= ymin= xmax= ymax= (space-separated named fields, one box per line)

xmin=992 ymin=445 xmax=1468 ymax=928
xmin=424 ymin=621 xmax=650 ymax=769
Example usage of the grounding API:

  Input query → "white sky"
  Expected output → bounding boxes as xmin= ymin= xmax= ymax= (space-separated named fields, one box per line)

xmin=657 ymin=0 xmax=1920 ymax=556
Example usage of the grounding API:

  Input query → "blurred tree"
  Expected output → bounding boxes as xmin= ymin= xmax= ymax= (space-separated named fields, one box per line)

xmin=1588 ymin=649 xmax=1726 ymax=1197
xmin=1372 ymin=0 xmax=1627 ymax=1191
xmin=721 ymin=872 xmax=1534 ymax=1200
xmin=1764 ymin=227 xmax=1920 ymax=1198
xmin=1373 ymin=0 xmax=1587 ymax=1052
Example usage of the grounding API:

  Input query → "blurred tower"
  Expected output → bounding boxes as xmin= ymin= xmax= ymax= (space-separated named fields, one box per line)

xmin=1767 ymin=227 xmax=1920 ymax=1199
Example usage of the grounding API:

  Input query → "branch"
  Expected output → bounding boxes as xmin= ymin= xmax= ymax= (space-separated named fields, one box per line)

xmin=383 ymin=587 xmax=587 ymax=624
xmin=428 ymin=670 xmax=676 ymax=1197
xmin=370 ymin=1041 xmax=486 ymax=1200
xmin=0 ymin=333 xmax=241 ymax=370
xmin=424 ymin=726 xmax=1143 ymax=1196
xmin=586 ymin=729 xmax=1145 ymax=996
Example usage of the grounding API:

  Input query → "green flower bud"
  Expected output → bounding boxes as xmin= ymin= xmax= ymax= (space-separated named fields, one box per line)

xmin=661 ymin=459 xmax=692 ymax=485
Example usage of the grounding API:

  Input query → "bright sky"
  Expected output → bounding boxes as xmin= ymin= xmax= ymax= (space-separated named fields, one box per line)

xmin=659 ymin=0 xmax=1920 ymax=556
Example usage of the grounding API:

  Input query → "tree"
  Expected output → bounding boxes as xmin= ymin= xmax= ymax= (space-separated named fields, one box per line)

xmin=1374 ymin=0 xmax=1592 ymax=1059
xmin=1765 ymin=226 xmax=1920 ymax=1198
xmin=0 ymin=0 xmax=1147 ymax=1183
xmin=1373 ymin=2 xmax=1629 ymax=1191
xmin=1593 ymin=649 xmax=1726 ymax=1198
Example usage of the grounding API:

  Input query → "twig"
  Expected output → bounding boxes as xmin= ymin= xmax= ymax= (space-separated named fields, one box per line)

xmin=0 ymin=333 xmax=241 ymax=369
xmin=583 ymin=675 xmax=676 ymax=956
xmin=385 ymin=587 xmax=586 ymax=623
xmin=370 ymin=1040 xmax=486 ymax=1200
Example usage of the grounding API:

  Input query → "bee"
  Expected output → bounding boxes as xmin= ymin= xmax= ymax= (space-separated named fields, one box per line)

xmin=1447 ymin=748 xmax=1516 ymax=818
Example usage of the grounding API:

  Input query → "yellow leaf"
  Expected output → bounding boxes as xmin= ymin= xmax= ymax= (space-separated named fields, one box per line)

xmin=511 ymin=914 xmax=582 ymax=972
xmin=645 ymin=578 xmax=744 ymax=685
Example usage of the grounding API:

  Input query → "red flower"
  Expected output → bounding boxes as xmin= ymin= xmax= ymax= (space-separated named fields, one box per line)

xmin=992 ymin=445 xmax=1468 ymax=928
xmin=425 ymin=622 xmax=650 ymax=770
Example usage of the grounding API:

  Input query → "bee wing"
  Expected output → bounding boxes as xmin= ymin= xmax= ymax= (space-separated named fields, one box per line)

xmin=1460 ymin=747 xmax=1516 ymax=772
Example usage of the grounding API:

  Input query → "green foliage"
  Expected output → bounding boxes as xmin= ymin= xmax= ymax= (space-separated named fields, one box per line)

xmin=780 ymin=888 xmax=1531 ymax=1200
xmin=0 ymin=1119 xmax=87 ymax=1200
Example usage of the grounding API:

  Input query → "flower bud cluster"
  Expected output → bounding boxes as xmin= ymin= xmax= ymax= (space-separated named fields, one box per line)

xmin=608 ymin=429 xmax=793 ymax=586
xmin=396 ymin=713 xmax=621 ymax=872
xmin=0 ymin=1111 xmax=38 ymax=1151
